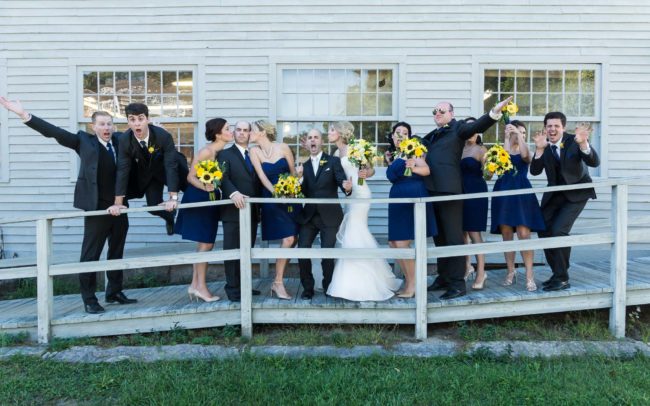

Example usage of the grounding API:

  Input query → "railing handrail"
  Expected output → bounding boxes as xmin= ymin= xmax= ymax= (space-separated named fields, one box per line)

xmin=1 ymin=176 xmax=648 ymax=225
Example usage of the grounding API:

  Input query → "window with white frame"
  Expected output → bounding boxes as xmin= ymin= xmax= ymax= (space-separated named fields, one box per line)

xmin=277 ymin=66 xmax=397 ymax=166
xmin=481 ymin=66 xmax=600 ymax=169
xmin=79 ymin=68 xmax=197 ymax=162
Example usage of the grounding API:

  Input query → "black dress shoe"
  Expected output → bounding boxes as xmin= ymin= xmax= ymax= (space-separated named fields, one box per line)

xmin=439 ymin=289 xmax=467 ymax=300
xmin=427 ymin=278 xmax=449 ymax=291
xmin=84 ymin=302 xmax=105 ymax=314
xmin=301 ymin=290 xmax=314 ymax=299
xmin=542 ymin=280 xmax=570 ymax=291
xmin=542 ymin=278 xmax=556 ymax=287
xmin=165 ymin=217 xmax=175 ymax=236
xmin=105 ymin=291 xmax=138 ymax=304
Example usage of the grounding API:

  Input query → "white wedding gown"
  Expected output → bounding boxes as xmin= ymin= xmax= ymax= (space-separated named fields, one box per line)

xmin=326 ymin=156 xmax=402 ymax=301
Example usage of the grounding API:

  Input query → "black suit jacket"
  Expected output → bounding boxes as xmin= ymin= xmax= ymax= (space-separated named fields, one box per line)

xmin=421 ymin=114 xmax=497 ymax=194
xmin=217 ymin=145 xmax=262 ymax=222
xmin=530 ymin=133 xmax=600 ymax=207
xmin=115 ymin=124 xmax=181 ymax=199
xmin=298 ymin=153 xmax=348 ymax=227
xmin=25 ymin=115 xmax=123 ymax=211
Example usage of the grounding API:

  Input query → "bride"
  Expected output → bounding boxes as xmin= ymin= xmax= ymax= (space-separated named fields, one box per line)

xmin=325 ymin=121 xmax=402 ymax=301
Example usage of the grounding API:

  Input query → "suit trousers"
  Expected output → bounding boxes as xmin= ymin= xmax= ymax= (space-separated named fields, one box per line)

xmin=297 ymin=213 xmax=338 ymax=293
xmin=222 ymin=218 xmax=259 ymax=301
xmin=538 ymin=193 xmax=587 ymax=282
xmin=144 ymin=179 xmax=174 ymax=222
xmin=79 ymin=214 xmax=129 ymax=304
xmin=431 ymin=197 xmax=466 ymax=291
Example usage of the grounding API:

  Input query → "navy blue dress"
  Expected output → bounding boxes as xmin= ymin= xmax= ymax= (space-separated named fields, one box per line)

xmin=387 ymin=158 xmax=437 ymax=241
xmin=174 ymin=184 xmax=220 ymax=244
xmin=461 ymin=157 xmax=488 ymax=232
xmin=261 ymin=158 xmax=300 ymax=241
xmin=490 ymin=154 xmax=545 ymax=234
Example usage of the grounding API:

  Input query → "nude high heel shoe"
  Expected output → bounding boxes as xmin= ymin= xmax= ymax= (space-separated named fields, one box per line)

xmin=472 ymin=273 xmax=487 ymax=290
xmin=503 ymin=269 xmax=518 ymax=286
xmin=270 ymin=281 xmax=292 ymax=300
xmin=188 ymin=287 xmax=220 ymax=302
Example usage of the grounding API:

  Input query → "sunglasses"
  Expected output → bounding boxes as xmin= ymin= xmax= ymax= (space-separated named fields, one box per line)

xmin=432 ymin=108 xmax=449 ymax=115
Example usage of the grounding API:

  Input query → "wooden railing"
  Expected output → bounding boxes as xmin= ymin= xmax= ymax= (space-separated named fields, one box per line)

xmin=0 ymin=177 xmax=648 ymax=344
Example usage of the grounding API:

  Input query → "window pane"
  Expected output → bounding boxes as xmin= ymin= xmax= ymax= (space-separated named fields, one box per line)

xmin=548 ymin=70 xmax=563 ymax=92
xmin=281 ymin=93 xmax=297 ymax=116
xmin=581 ymin=70 xmax=595 ymax=93
xmin=298 ymin=94 xmax=313 ymax=116
xmin=178 ymin=123 xmax=194 ymax=145
xmin=484 ymin=69 xmax=498 ymax=94
xmin=565 ymin=70 xmax=579 ymax=92
xmin=346 ymin=93 xmax=361 ymax=115
xmin=314 ymin=94 xmax=328 ymax=116
xmin=361 ymin=121 xmax=376 ymax=142
xmin=516 ymin=70 xmax=530 ymax=93
xmin=378 ymin=121 xmax=393 ymax=144
xmin=99 ymin=72 xmax=113 ymax=94
xmin=162 ymin=95 xmax=178 ymax=117
xmin=83 ymin=72 xmax=98 ymax=95
xmin=131 ymin=72 xmax=145 ymax=94
xmin=346 ymin=69 xmax=361 ymax=93
xmin=549 ymin=93 xmax=562 ymax=111
xmin=297 ymin=69 xmax=312 ymax=93
xmin=483 ymin=92 xmax=497 ymax=114
xmin=378 ymin=70 xmax=392 ymax=92
xmin=178 ymin=71 xmax=193 ymax=94
xmin=163 ymin=71 xmax=177 ymax=93
xmin=329 ymin=93 xmax=345 ymax=116
xmin=581 ymin=94 xmax=595 ymax=116
xmin=179 ymin=95 xmax=193 ymax=117
xmin=532 ymin=70 xmax=546 ymax=92
xmin=516 ymin=93 xmax=531 ymax=116
xmin=146 ymin=95 xmax=161 ymax=117
xmin=362 ymin=93 xmax=377 ymax=116
xmin=131 ymin=95 xmax=145 ymax=104
xmin=83 ymin=96 xmax=98 ymax=117
xmin=282 ymin=69 xmax=297 ymax=93
xmin=99 ymin=95 xmax=116 ymax=114
xmin=565 ymin=94 xmax=579 ymax=116
xmin=532 ymin=94 xmax=546 ymax=115
xmin=378 ymin=93 xmax=392 ymax=116
xmin=147 ymin=71 xmax=161 ymax=94
xmin=363 ymin=69 xmax=377 ymax=92
xmin=280 ymin=122 xmax=297 ymax=140
xmin=116 ymin=95 xmax=130 ymax=118
xmin=499 ymin=70 xmax=514 ymax=93
xmin=330 ymin=70 xmax=345 ymax=93
xmin=314 ymin=69 xmax=329 ymax=93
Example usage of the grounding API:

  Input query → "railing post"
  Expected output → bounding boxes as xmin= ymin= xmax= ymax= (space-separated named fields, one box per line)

xmin=609 ymin=184 xmax=628 ymax=338
xmin=36 ymin=218 xmax=53 ymax=344
xmin=414 ymin=201 xmax=428 ymax=340
xmin=239 ymin=201 xmax=253 ymax=339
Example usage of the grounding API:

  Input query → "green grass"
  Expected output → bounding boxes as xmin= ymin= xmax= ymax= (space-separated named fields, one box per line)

xmin=1 ymin=354 xmax=650 ymax=404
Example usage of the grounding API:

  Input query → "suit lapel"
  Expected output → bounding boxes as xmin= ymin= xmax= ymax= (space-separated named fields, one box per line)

xmin=232 ymin=146 xmax=253 ymax=179
xmin=315 ymin=153 xmax=328 ymax=181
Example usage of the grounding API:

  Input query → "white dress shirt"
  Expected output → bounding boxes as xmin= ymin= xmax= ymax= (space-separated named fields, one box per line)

xmin=310 ymin=152 xmax=323 ymax=175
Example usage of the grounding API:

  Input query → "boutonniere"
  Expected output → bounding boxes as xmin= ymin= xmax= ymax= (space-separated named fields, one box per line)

xmin=559 ymin=142 xmax=564 ymax=149
xmin=319 ymin=159 xmax=327 ymax=167
xmin=147 ymin=145 xmax=157 ymax=154
xmin=443 ymin=124 xmax=450 ymax=128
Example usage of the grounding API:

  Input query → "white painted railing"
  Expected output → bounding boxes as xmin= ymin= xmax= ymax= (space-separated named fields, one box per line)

xmin=0 ymin=177 xmax=648 ymax=344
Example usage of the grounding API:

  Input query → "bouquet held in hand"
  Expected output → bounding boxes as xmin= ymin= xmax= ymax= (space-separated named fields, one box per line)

xmin=195 ymin=160 xmax=225 ymax=201
xmin=273 ymin=173 xmax=304 ymax=212
xmin=483 ymin=144 xmax=514 ymax=180
xmin=347 ymin=138 xmax=377 ymax=185
xmin=398 ymin=138 xmax=427 ymax=176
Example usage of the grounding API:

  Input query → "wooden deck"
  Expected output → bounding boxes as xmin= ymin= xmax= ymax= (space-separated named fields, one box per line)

xmin=1 ymin=259 xmax=648 ymax=339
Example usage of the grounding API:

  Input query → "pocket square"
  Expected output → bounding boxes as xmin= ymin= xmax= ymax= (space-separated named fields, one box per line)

xmin=325 ymin=168 xmax=331 ymax=172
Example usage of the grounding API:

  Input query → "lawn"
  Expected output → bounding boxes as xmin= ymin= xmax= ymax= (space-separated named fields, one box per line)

xmin=1 ymin=354 xmax=649 ymax=404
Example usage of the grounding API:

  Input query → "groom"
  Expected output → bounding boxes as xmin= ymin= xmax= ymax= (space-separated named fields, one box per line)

xmin=296 ymin=129 xmax=352 ymax=299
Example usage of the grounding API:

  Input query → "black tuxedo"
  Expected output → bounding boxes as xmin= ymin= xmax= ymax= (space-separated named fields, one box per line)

xmin=25 ymin=115 xmax=128 ymax=305
xmin=530 ymin=134 xmax=600 ymax=282
xmin=297 ymin=153 xmax=349 ymax=294
xmin=114 ymin=124 xmax=188 ymax=223
xmin=421 ymin=113 xmax=497 ymax=292
xmin=217 ymin=145 xmax=261 ymax=301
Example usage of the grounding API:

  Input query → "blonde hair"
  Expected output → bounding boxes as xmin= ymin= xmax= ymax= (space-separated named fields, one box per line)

xmin=252 ymin=120 xmax=277 ymax=141
xmin=330 ymin=121 xmax=355 ymax=144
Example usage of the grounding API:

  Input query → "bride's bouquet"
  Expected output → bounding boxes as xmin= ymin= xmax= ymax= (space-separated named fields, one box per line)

xmin=398 ymin=137 xmax=427 ymax=176
xmin=347 ymin=139 xmax=377 ymax=185
xmin=273 ymin=173 xmax=304 ymax=212
xmin=195 ymin=159 xmax=225 ymax=201
xmin=483 ymin=144 xmax=514 ymax=180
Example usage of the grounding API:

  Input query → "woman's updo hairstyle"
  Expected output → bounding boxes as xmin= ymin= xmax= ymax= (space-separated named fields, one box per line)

xmin=330 ymin=121 xmax=355 ymax=144
xmin=205 ymin=118 xmax=227 ymax=142
xmin=253 ymin=120 xmax=277 ymax=142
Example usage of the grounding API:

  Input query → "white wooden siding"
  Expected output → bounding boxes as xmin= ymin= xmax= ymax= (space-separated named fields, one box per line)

xmin=0 ymin=1 xmax=649 ymax=257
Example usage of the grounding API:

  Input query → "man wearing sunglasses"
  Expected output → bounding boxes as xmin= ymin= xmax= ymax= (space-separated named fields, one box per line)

xmin=422 ymin=96 xmax=512 ymax=300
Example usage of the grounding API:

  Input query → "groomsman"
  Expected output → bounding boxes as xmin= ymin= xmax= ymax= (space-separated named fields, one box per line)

xmin=295 ymin=129 xmax=352 ymax=299
xmin=217 ymin=121 xmax=262 ymax=302
xmin=0 ymin=97 xmax=136 ymax=314
xmin=107 ymin=103 xmax=188 ymax=235
xmin=530 ymin=112 xmax=600 ymax=291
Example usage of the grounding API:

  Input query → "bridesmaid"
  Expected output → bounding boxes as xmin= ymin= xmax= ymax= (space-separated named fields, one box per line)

xmin=490 ymin=120 xmax=545 ymax=292
xmin=386 ymin=122 xmax=437 ymax=298
xmin=460 ymin=117 xmax=489 ymax=290
xmin=248 ymin=120 xmax=299 ymax=300
xmin=174 ymin=118 xmax=232 ymax=302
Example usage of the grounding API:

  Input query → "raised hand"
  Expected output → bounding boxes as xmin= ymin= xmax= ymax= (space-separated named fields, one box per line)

xmin=295 ymin=162 xmax=304 ymax=178
xmin=0 ymin=97 xmax=28 ymax=119
xmin=491 ymin=96 xmax=514 ymax=116
xmin=574 ymin=122 xmax=592 ymax=147
xmin=532 ymin=130 xmax=548 ymax=155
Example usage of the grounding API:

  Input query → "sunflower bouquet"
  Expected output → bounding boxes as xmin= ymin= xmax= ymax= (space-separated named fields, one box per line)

xmin=483 ymin=144 xmax=514 ymax=180
xmin=347 ymin=139 xmax=377 ymax=185
xmin=501 ymin=101 xmax=519 ymax=125
xmin=273 ymin=173 xmax=304 ymax=212
xmin=398 ymin=138 xmax=428 ymax=176
xmin=195 ymin=159 xmax=225 ymax=201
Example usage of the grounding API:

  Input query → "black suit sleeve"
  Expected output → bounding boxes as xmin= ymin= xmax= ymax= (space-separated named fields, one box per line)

xmin=115 ymin=134 xmax=134 ymax=197
xmin=529 ymin=149 xmax=547 ymax=176
xmin=331 ymin=157 xmax=350 ymax=195
xmin=457 ymin=113 xmax=497 ymax=140
xmin=158 ymin=131 xmax=179 ymax=193
xmin=25 ymin=115 xmax=81 ymax=152
xmin=218 ymin=149 xmax=238 ymax=198
xmin=581 ymin=146 xmax=600 ymax=168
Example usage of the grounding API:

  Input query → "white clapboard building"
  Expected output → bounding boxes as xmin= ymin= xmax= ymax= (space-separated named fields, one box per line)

xmin=0 ymin=1 xmax=648 ymax=258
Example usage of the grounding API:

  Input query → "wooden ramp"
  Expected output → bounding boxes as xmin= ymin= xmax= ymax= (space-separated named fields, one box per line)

xmin=1 ymin=259 xmax=648 ymax=339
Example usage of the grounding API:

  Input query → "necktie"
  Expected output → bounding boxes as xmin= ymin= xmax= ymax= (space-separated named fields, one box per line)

xmin=551 ymin=145 xmax=560 ymax=162
xmin=244 ymin=150 xmax=254 ymax=173
xmin=140 ymin=140 xmax=147 ymax=150
xmin=106 ymin=142 xmax=116 ymax=163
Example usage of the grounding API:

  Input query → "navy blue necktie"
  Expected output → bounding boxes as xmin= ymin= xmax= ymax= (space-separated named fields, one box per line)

xmin=106 ymin=142 xmax=116 ymax=163
xmin=244 ymin=150 xmax=254 ymax=173
xmin=551 ymin=145 xmax=560 ymax=163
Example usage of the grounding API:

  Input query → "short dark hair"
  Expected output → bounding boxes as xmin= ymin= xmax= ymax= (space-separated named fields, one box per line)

xmin=125 ymin=103 xmax=149 ymax=118
xmin=509 ymin=119 xmax=527 ymax=132
xmin=91 ymin=111 xmax=112 ymax=123
xmin=205 ymin=118 xmax=228 ymax=142
xmin=544 ymin=111 xmax=566 ymax=127
xmin=387 ymin=121 xmax=413 ymax=151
